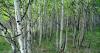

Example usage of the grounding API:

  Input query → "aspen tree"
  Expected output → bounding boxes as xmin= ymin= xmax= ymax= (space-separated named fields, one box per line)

xmin=14 ymin=0 xmax=25 ymax=53
xmin=27 ymin=0 xmax=32 ymax=53
xmin=60 ymin=0 xmax=64 ymax=49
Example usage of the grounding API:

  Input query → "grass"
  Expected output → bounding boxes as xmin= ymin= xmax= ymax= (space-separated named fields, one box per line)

xmin=0 ymin=26 xmax=100 ymax=53
xmin=0 ymin=37 xmax=11 ymax=53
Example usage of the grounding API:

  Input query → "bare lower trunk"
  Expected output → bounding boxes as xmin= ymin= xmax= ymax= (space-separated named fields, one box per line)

xmin=38 ymin=0 xmax=42 ymax=46
xmin=59 ymin=0 xmax=64 ymax=49
xmin=11 ymin=41 xmax=17 ymax=53
xmin=56 ymin=13 xmax=59 ymax=50
xmin=27 ymin=1 xmax=32 ymax=52
xmin=14 ymin=0 xmax=25 ymax=53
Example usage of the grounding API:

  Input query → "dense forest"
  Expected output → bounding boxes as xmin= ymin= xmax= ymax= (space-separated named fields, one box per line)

xmin=0 ymin=0 xmax=100 ymax=53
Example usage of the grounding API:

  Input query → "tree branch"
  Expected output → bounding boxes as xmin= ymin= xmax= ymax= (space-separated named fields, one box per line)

xmin=21 ymin=0 xmax=33 ymax=21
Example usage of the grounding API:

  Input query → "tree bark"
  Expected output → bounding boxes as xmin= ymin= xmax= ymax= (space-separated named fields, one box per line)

xmin=14 ymin=0 xmax=25 ymax=53
xmin=38 ymin=0 xmax=42 ymax=46
xmin=27 ymin=0 xmax=32 ymax=53
xmin=59 ymin=0 xmax=64 ymax=49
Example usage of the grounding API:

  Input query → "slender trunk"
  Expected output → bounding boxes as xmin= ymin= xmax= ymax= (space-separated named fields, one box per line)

xmin=27 ymin=0 xmax=32 ymax=53
xmin=11 ymin=41 xmax=17 ymax=53
xmin=59 ymin=0 xmax=64 ymax=49
xmin=21 ymin=0 xmax=27 ymax=53
xmin=56 ymin=12 xmax=59 ymax=50
xmin=78 ymin=0 xmax=86 ymax=48
xmin=38 ymin=0 xmax=42 ymax=46
xmin=64 ymin=16 xmax=68 ymax=53
xmin=4 ymin=1 xmax=18 ymax=52
xmin=14 ymin=0 xmax=25 ymax=53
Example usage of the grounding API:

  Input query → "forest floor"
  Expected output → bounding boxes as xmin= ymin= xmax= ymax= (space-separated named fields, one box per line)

xmin=0 ymin=26 xmax=100 ymax=53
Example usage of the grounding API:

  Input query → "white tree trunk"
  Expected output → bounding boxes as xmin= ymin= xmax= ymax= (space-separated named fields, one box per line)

xmin=38 ymin=0 xmax=42 ymax=46
xmin=14 ymin=0 xmax=25 ymax=53
xmin=56 ymin=13 xmax=59 ymax=50
xmin=27 ymin=0 xmax=32 ymax=52
xmin=60 ymin=0 xmax=64 ymax=49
